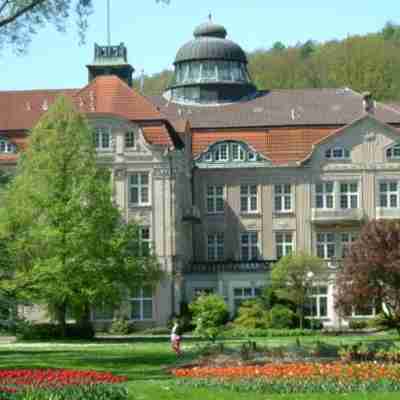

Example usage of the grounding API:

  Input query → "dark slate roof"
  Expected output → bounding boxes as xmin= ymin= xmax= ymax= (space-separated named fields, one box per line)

xmin=175 ymin=37 xmax=248 ymax=64
xmin=150 ymin=88 xmax=400 ymax=129
xmin=194 ymin=22 xmax=227 ymax=39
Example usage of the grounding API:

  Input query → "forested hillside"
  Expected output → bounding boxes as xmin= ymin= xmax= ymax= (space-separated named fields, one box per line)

xmin=133 ymin=22 xmax=400 ymax=101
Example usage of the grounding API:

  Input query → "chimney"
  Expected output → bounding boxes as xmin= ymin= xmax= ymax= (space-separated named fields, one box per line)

xmin=362 ymin=91 xmax=375 ymax=114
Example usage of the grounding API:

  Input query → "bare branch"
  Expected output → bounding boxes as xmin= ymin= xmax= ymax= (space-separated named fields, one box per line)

xmin=0 ymin=0 xmax=47 ymax=28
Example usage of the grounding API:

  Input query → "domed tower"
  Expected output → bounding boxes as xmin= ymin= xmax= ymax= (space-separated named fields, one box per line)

xmin=164 ymin=19 xmax=256 ymax=105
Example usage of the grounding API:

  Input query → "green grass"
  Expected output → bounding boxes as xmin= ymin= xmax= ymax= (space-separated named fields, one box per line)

xmin=0 ymin=335 xmax=399 ymax=399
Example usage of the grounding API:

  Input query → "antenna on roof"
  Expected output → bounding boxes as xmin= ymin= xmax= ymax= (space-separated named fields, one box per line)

xmin=107 ymin=0 xmax=111 ymax=45
xmin=140 ymin=69 xmax=145 ymax=92
xmin=208 ymin=12 xmax=212 ymax=22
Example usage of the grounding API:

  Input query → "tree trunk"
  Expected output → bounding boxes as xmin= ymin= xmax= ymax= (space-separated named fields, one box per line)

xmin=298 ymin=305 xmax=304 ymax=329
xmin=55 ymin=302 xmax=67 ymax=338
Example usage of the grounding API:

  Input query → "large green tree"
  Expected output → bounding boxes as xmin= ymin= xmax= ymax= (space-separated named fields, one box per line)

xmin=0 ymin=97 xmax=161 ymax=334
xmin=271 ymin=252 xmax=325 ymax=329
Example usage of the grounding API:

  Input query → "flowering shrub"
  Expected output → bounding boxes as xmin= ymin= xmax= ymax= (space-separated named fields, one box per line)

xmin=172 ymin=362 xmax=400 ymax=394
xmin=0 ymin=369 xmax=128 ymax=399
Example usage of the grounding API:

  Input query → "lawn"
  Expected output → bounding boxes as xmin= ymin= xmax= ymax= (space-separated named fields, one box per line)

xmin=0 ymin=335 xmax=400 ymax=399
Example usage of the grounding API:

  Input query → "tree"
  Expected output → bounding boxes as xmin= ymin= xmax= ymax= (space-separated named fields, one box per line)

xmin=189 ymin=294 xmax=228 ymax=341
xmin=0 ymin=0 xmax=169 ymax=54
xmin=336 ymin=220 xmax=400 ymax=333
xmin=271 ymin=252 xmax=325 ymax=329
xmin=0 ymin=96 xmax=161 ymax=335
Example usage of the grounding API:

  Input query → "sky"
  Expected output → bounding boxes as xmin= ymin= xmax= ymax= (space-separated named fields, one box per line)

xmin=0 ymin=0 xmax=399 ymax=91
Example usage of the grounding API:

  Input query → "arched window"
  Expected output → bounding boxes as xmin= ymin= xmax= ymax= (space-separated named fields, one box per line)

xmin=325 ymin=147 xmax=350 ymax=160
xmin=202 ymin=141 xmax=261 ymax=163
xmin=0 ymin=138 xmax=16 ymax=154
xmin=386 ymin=144 xmax=400 ymax=160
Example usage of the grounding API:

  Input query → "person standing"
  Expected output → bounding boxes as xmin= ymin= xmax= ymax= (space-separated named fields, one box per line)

xmin=170 ymin=321 xmax=182 ymax=356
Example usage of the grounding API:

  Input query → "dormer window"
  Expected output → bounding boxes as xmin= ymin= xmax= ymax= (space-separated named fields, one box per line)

xmin=0 ymin=138 xmax=16 ymax=154
xmin=202 ymin=141 xmax=262 ymax=163
xmin=325 ymin=147 xmax=350 ymax=160
xmin=95 ymin=127 xmax=111 ymax=150
xmin=125 ymin=131 xmax=135 ymax=149
xmin=386 ymin=144 xmax=400 ymax=160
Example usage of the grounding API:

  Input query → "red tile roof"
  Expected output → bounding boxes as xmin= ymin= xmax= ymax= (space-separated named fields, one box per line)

xmin=192 ymin=127 xmax=337 ymax=165
xmin=142 ymin=124 xmax=173 ymax=146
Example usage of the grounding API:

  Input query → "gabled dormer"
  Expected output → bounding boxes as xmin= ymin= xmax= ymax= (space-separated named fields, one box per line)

xmin=195 ymin=140 xmax=270 ymax=167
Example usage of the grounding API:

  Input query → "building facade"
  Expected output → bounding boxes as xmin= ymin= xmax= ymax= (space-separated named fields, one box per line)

xmin=2 ymin=22 xmax=400 ymax=328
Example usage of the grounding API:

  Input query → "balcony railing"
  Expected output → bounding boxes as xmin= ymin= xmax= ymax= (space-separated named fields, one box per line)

xmin=376 ymin=208 xmax=400 ymax=220
xmin=183 ymin=260 xmax=273 ymax=274
xmin=311 ymin=208 xmax=364 ymax=224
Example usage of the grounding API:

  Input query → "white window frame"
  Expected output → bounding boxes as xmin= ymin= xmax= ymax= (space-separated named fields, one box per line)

xmin=240 ymin=231 xmax=259 ymax=261
xmin=240 ymin=184 xmax=258 ymax=213
xmin=232 ymin=143 xmax=245 ymax=161
xmin=274 ymin=184 xmax=292 ymax=213
xmin=130 ymin=287 xmax=153 ymax=321
xmin=0 ymin=139 xmax=16 ymax=154
xmin=275 ymin=232 xmax=293 ymax=259
xmin=315 ymin=181 xmax=334 ymax=209
xmin=206 ymin=185 xmax=224 ymax=214
xmin=305 ymin=286 xmax=328 ymax=319
xmin=207 ymin=232 xmax=224 ymax=261
xmin=316 ymin=232 xmax=335 ymax=259
xmin=95 ymin=127 xmax=112 ymax=150
xmin=386 ymin=144 xmax=400 ymax=160
xmin=325 ymin=147 xmax=350 ymax=160
xmin=247 ymin=151 xmax=257 ymax=161
xmin=340 ymin=232 xmax=357 ymax=258
xmin=125 ymin=131 xmax=135 ymax=149
xmin=129 ymin=172 xmax=151 ymax=206
xmin=139 ymin=226 xmax=152 ymax=256
xmin=379 ymin=181 xmax=399 ymax=209
xmin=339 ymin=182 xmax=359 ymax=209
xmin=214 ymin=143 xmax=229 ymax=162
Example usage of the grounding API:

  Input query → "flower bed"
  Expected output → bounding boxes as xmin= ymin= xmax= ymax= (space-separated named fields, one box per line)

xmin=0 ymin=369 xmax=128 ymax=399
xmin=172 ymin=362 xmax=400 ymax=394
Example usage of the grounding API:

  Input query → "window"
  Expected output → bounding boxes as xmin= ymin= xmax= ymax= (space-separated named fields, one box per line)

xmin=341 ymin=232 xmax=357 ymax=258
xmin=214 ymin=143 xmax=228 ymax=161
xmin=353 ymin=303 xmax=376 ymax=317
xmin=232 ymin=143 xmax=245 ymax=161
xmin=0 ymin=139 xmax=16 ymax=154
xmin=247 ymin=151 xmax=257 ymax=161
xmin=130 ymin=287 xmax=153 ymax=320
xmin=206 ymin=185 xmax=224 ymax=213
xmin=276 ymin=232 xmax=293 ymax=258
xmin=129 ymin=172 xmax=150 ymax=206
xmin=140 ymin=227 xmax=151 ymax=256
xmin=193 ymin=287 xmax=215 ymax=297
xmin=207 ymin=233 xmax=224 ymax=261
xmin=204 ymin=151 xmax=213 ymax=162
xmin=304 ymin=286 xmax=328 ymax=318
xmin=325 ymin=147 xmax=350 ymax=160
xmin=233 ymin=287 xmax=262 ymax=313
xmin=340 ymin=182 xmax=358 ymax=209
xmin=240 ymin=232 xmax=259 ymax=261
xmin=125 ymin=131 xmax=135 ymax=149
xmin=386 ymin=144 xmax=400 ymax=159
xmin=274 ymin=184 xmax=292 ymax=212
xmin=95 ymin=127 xmax=111 ymax=150
xmin=315 ymin=182 xmax=334 ymax=209
xmin=316 ymin=233 xmax=335 ymax=259
xmin=92 ymin=303 xmax=114 ymax=320
xmin=240 ymin=185 xmax=258 ymax=213
xmin=379 ymin=181 xmax=399 ymax=208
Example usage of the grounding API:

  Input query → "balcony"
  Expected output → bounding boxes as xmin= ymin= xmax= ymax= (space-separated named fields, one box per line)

xmin=182 ymin=205 xmax=201 ymax=223
xmin=183 ymin=260 xmax=273 ymax=274
xmin=311 ymin=208 xmax=364 ymax=225
xmin=376 ymin=208 xmax=400 ymax=220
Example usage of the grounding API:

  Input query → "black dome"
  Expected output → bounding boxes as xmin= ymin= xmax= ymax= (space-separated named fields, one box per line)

xmin=174 ymin=37 xmax=247 ymax=64
xmin=193 ymin=22 xmax=227 ymax=39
